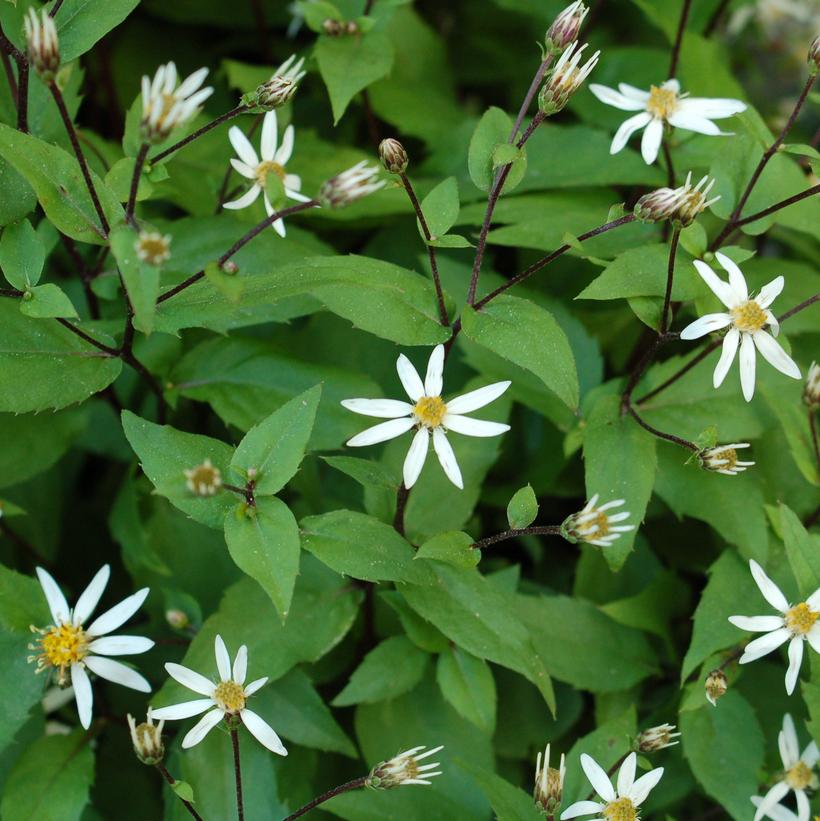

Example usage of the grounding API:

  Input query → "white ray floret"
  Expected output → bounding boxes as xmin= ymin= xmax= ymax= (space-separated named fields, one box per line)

xmin=589 ymin=78 xmax=746 ymax=164
xmin=560 ymin=752 xmax=664 ymax=820
xmin=341 ymin=344 xmax=511 ymax=490
xmin=150 ymin=634 xmax=286 ymax=755
xmin=699 ymin=442 xmax=755 ymax=476
xmin=28 ymin=565 xmax=153 ymax=730
xmin=366 ymin=745 xmax=444 ymax=789
xmin=563 ymin=494 xmax=635 ymax=547
xmin=729 ymin=560 xmax=820 ymax=695
xmin=680 ymin=252 xmax=800 ymax=402
xmin=141 ymin=62 xmax=213 ymax=143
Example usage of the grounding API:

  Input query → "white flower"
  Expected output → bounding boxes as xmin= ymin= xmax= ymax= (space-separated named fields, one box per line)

xmin=128 ymin=711 xmax=165 ymax=764
xmin=562 ymin=494 xmax=635 ymax=547
xmin=135 ymin=231 xmax=172 ymax=266
xmin=634 ymin=172 xmax=720 ymax=226
xmin=366 ymin=745 xmax=443 ymax=789
xmin=28 ymin=565 xmax=153 ymax=729
xmin=141 ymin=62 xmax=213 ymax=143
xmin=699 ymin=442 xmax=755 ymax=475
xmin=538 ymin=41 xmax=600 ymax=115
xmin=729 ymin=559 xmax=820 ymax=695
xmin=319 ymin=160 xmax=384 ymax=208
xmin=223 ymin=110 xmax=311 ymax=237
xmin=24 ymin=7 xmax=59 ymax=79
xmin=588 ymin=78 xmax=746 ymax=164
xmin=341 ymin=344 xmax=511 ymax=490
xmin=151 ymin=634 xmax=286 ymax=754
xmin=753 ymin=714 xmax=819 ymax=821
xmin=184 ymin=458 xmax=222 ymax=496
xmin=254 ymin=54 xmax=307 ymax=111
xmin=635 ymin=723 xmax=681 ymax=752
xmin=534 ymin=743 xmax=566 ymax=814
xmin=560 ymin=752 xmax=664 ymax=820
xmin=680 ymin=252 xmax=800 ymax=402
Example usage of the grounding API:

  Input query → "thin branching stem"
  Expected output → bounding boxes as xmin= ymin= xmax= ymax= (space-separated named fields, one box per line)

xmin=0 ymin=22 xmax=28 ymax=131
xmin=281 ymin=776 xmax=367 ymax=821
xmin=151 ymin=104 xmax=249 ymax=164
xmin=230 ymin=727 xmax=244 ymax=821
xmin=393 ymin=482 xmax=410 ymax=536
xmin=155 ymin=764 xmax=205 ymax=821
xmin=472 ymin=525 xmax=562 ymax=550
xmin=660 ymin=227 xmax=680 ymax=334
xmin=668 ymin=0 xmax=692 ymax=79
xmin=126 ymin=143 xmax=149 ymax=226
xmin=733 ymin=184 xmax=820 ymax=229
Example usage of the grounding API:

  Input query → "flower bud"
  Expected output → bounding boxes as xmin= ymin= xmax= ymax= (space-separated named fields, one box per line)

xmin=254 ymin=77 xmax=297 ymax=110
xmin=545 ymin=1 xmax=589 ymax=52
xmin=222 ymin=260 xmax=239 ymax=275
xmin=699 ymin=442 xmax=754 ymax=476
xmin=635 ymin=723 xmax=680 ymax=752
xmin=533 ymin=744 xmax=565 ymax=815
xmin=634 ymin=172 xmax=719 ymax=226
xmin=165 ymin=609 xmax=190 ymax=630
xmin=705 ymin=669 xmax=728 ymax=706
xmin=634 ymin=187 xmax=683 ymax=224
xmin=24 ymin=8 xmax=60 ymax=81
xmin=809 ymin=36 xmax=820 ymax=73
xmin=135 ymin=231 xmax=172 ymax=266
xmin=323 ymin=19 xmax=345 ymax=36
xmin=128 ymin=713 xmax=165 ymax=765
xmin=366 ymin=745 xmax=443 ymax=790
xmin=183 ymin=458 xmax=222 ymax=496
xmin=379 ymin=138 xmax=409 ymax=174
xmin=538 ymin=41 xmax=599 ymax=115
xmin=319 ymin=160 xmax=384 ymax=208
xmin=804 ymin=362 xmax=820 ymax=407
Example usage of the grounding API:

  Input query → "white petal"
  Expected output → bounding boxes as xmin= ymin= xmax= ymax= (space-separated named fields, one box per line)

xmin=424 ymin=345 xmax=445 ymax=397
xmin=36 ymin=567 xmax=70 ymax=625
xmin=284 ymin=173 xmax=301 ymax=190
xmin=560 ymin=801 xmax=606 ymax=819
xmin=753 ymin=332 xmax=801 ymax=380
xmin=640 ymin=117 xmax=664 ymax=164
xmin=271 ymin=217 xmax=286 ymax=238
xmin=244 ymin=676 xmax=268 ymax=696
xmin=610 ymin=112 xmax=652 ymax=155
xmin=72 ymin=565 xmax=110 ymax=626
xmin=86 ymin=588 xmax=149 ymax=637
xmin=662 ymin=79 xmax=680 ymax=94
xmin=740 ymin=627 xmax=791 ymax=663
xmin=714 ymin=252 xmax=748 ymax=302
xmin=150 ymin=699 xmax=214 ymax=720
xmin=678 ymin=97 xmax=746 ymax=119
xmin=214 ymin=635 xmax=231 ymax=681
xmin=85 ymin=656 xmax=151 ymax=692
xmin=260 ymin=111 xmax=278 ymax=161
xmin=403 ymin=428 xmax=430 ymax=489
xmin=751 ymin=796 xmax=799 ymax=821
xmin=71 ymin=663 xmax=93 ymax=729
xmin=795 ymin=789 xmax=810 ymax=821
xmin=667 ymin=110 xmax=724 ymax=135
xmin=396 ymin=354 xmax=425 ymax=402
xmin=285 ymin=188 xmax=313 ymax=203
xmin=165 ymin=662 xmax=216 ymax=697
xmin=739 ymin=332 xmax=756 ymax=402
xmin=728 ymin=615 xmax=785 ymax=632
xmin=223 ymin=185 xmax=261 ymax=211
xmin=802 ymin=741 xmax=819 ymax=769
xmin=87 ymin=635 xmax=154 ymax=655
xmin=754 ymin=781 xmax=791 ymax=821
xmin=749 ymin=559 xmax=790 ymax=612
xmin=757 ymin=276 xmax=785 ymax=309
xmin=713 ymin=328 xmax=740 ymax=388
xmin=228 ymin=126 xmax=259 ymax=167
xmin=346 ymin=417 xmax=416 ymax=447
xmin=276 ymin=125 xmax=295 ymax=165
xmin=628 ymin=766 xmax=664 ymax=805
xmin=580 ymin=754 xmax=616 ymax=803
xmin=616 ymin=752 xmax=636 ymax=797
xmin=446 ymin=381 xmax=511 ymax=414
xmin=779 ymin=714 xmax=800 ymax=767
xmin=241 ymin=708 xmax=288 ymax=755
xmin=617 ymin=83 xmax=650 ymax=102
xmin=340 ymin=398 xmax=413 ymax=418
xmin=229 ymin=158 xmax=256 ymax=179
xmin=176 ymin=67 xmax=209 ymax=98
xmin=808 ymin=625 xmax=820 ymax=655
xmin=679 ymin=312 xmax=732 ymax=340
xmin=692 ymin=260 xmax=737 ymax=308
xmin=432 ymin=428 xmax=463 ymax=489
xmin=443 ymin=414 xmax=510 ymax=437
xmin=182 ymin=708 xmax=224 ymax=748
xmin=589 ymin=83 xmax=648 ymax=111
xmin=233 ymin=646 xmax=248 ymax=685
xmin=786 ymin=637 xmax=804 ymax=695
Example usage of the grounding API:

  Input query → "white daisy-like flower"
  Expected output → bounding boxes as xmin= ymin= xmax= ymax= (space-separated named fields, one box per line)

xmin=150 ymin=634 xmax=286 ymax=754
xmin=366 ymin=745 xmax=444 ymax=789
xmin=538 ymin=41 xmax=600 ymax=115
xmin=341 ymin=344 xmax=511 ymax=490
xmin=588 ymin=78 xmax=746 ymax=164
xmin=753 ymin=714 xmax=819 ymax=821
xmin=636 ymin=723 xmax=681 ymax=752
xmin=560 ymin=752 xmax=664 ymax=820
xmin=28 ymin=565 xmax=153 ymax=729
xmin=319 ymin=160 xmax=385 ymax=208
xmin=141 ymin=62 xmax=213 ymax=144
xmin=223 ymin=110 xmax=311 ymax=237
xmin=562 ymin=494 xmax=635 ymax=547
xmin=634 ymin=172 xmax=720 ymax=226
xmin=534 ymin=743 xmax=566 ymax=815
xmin=680 ymin=252 xmax=801 ymax=401
xmin=729 ymin=559 xmax=820 ymax=695
xmin=699 ymin=442 xmax=755 ymax=475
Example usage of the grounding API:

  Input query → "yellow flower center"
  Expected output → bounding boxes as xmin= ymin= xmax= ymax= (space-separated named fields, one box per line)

xmin=184 ymin=460 xmax=222 ymax=496
xmin=603 ymin=797 xmax=637 ymax=821
xmin=214 ymin=680 xmax=246 ymax=713
xmin=731 ymin=300 xmax=768 ymax=333
xmin=583 ymin=510 xmax=611 ymax=540
xmin=786 ymin=761 xmax=815 ymax=791
xmin=30 ymin=623 xmax=88 ymax=685
xmin=711 ymin=447 xmax=738 ymax=470
xmin=255 ymin=160 xmax=287 ymax=187
xmin=786 ymin=603 xmax=819 ymax=636
xmin=646 ymin=85 xmax=678 ymax=119
xmin=136 ymin=234 xmax=171 ymax=266
xmin=413 ymin=396 xmax=446 ymax=429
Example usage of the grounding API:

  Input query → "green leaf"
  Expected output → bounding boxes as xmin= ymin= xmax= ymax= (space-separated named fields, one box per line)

xmin=0 ymin=300 xmax=121 ymax=413
xmin=419 ymin=176 xmax=460 ymax=239
xmin=300 ymin=509 xmax=434 ymax=584
xmin=0 ymin=563 xmax=48 ymax=632
xmin=0 ymin=633 xmax=46 ymax=751
xmin=457 ymin=761 xmax=540 ymax=821
xmin=104 ymin=157 xmax=153 ymax=203
xmin=0 ymin=732 xmax=94 ymax=821
xmin=109 ymin=225 xmax=160 ymax=335
xmin=437 ymin=647 xmax=497 ymax=734
xmin=19 ymin=284 xmax=78 ymax=319
xmin=332 ymin=635 xmax=428 ymax=706
xmin=231 ymin=385 xmax=321 ymax=495
xmin=121 ymin=411 xmax=236 ymax=529
xmin=0 ymin=219 xmax=44 ymax=289
xmin=468 ymin=107 xmax=526 ymax=193
xmin=170 ymin=781 xmax=195 ymax=804
xmin=415 ymin=531 xmax=480 ymax=568
xmin=507 ymin=484 xmax=538 ymax=529
xmin=321 ymin=455 xmax=397 ymax=491
xmin=461 ymin=296 xmax=579 ymax=410
xmin=380 ymin=590 xmax=450 ymax=653
xmin=54 ymin=0 xmax=140 ymax=62
xmin=779 ymin=504 xmax=820 ymax=600
xmin=315 ymin=31 xmax=394 ymax=123
xmin=224 ymin=496 xmax=301 ymax=619
xmin=0 ymin=124 xmax=123 ymax=245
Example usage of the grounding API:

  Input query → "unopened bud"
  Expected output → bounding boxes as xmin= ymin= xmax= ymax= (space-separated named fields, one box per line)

xmin=546 ymin=1 xmax=589 ymax=52
xmin=533 ymin=744 xmax=565 ymax=815
xmin=809 ymin=36 xmax=820 ymax=73
xmin=634 ymin=172 xmax=720 ymax=226
xmin=635 ymin=723 xmax=680 ymax=752
xmin=366 ymin=745 xmax=443 ymax=790
xmin=805 ymin=362 xmax=820 ymax=407
xmin=221 ymin=260 xmax=239 ymax=275
xmin=165 ymin=609 xmax=189 ymax=630
xmin=254 ymin=77 xmax=297 ymax=110
xmin=24 ymin=8 xmax=60 ymax=81
xmin=183 ymin=458 xmax=222 ymax=496
xmin=323 ymin=19 xmax=345 ymax=36
xmin=319 ymin=160 xmax=384 ymax=208
xmin=128 ymin=712 xmax=165 ymax=765
xmin=379 ymin=138 xmax=408 ymax=174
xmin=705 ymin=669 xmax=728 ymax=706
xmin=634 ymin=187 xmax=682 ymax=224
xmin=538 ymin=41 xmax=599 ymax=115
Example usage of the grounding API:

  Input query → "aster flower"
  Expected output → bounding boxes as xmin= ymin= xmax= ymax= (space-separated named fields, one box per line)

xmin=365 ymin=745 xmax=443 ymax=789
xmin=546 ymin=1 xmax=589 ymax=51
xmin=141 ymin=62 xmax=213 ymax=144
xmin=28 ymin=565 xmax=153 ymax=729
xmin=729 ymin=559 xmax=820 ymax=695
xmin=184 ymin=458 xmax=222 ymax=496
xmin=151 ymin=634 xmax=286 ymax=754
xmin=319 ymin=160 xmax=384 ymax=208
xmin=561 ymin=494 xmax=635 ymax=547
xmin=341 ymin=344 xmax=511 ymax=490
xmin=23 ymin=7 xmax=59 ymax=80
xmin=680 ymin=252 xmax=801 ymax=402
xmin=635 ymin=723 xmax=680 ymax=752
xmin=223 ymin=110 xmax=312 ymax=237
xmin=534 ymin=743 xmax=565 ymax=815
xmin=753 ymin=714 xmax=819 ymax=821
xmin=705 ymin=668 xmax=728 ymax=706
xmin=252 ymin=54 xmax=306 ymax=110
xmin=128 ymin=711 xmax=165 ymax=765
xmin=135 ymin=231 xmax=171 ymax=266
xmin=699 ymin=442 xmax=755 ymax=475
xmin=560 ymin=752 xmax=664 ymax=820
xmin=588 ymin=78 xmax=746 ymax=164
xmin=634 ymin=172 xmax=720 ymax=225
xmin=538 ymin=41 xmax=600 ymax=115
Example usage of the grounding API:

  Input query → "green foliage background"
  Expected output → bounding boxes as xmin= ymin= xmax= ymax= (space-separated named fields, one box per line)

xmin=0 ymin=0 xmax=818 ymax=818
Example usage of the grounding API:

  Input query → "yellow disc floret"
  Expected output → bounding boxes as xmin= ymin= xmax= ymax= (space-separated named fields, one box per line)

xmin=603 ymin=797 xmax=637 ymax=821
xmin=413 ymin=396 xmax=446 ymax=429
xmin=647 ymin=85 xmax=678 ymax=120
xmin=731 ymin=300 xmax=768 ymax=333
xmin=255 ymin=160 xmax=287 ymax=187
xmin=214 ymin=680 xmax=246 ymax=713
xmin=786 ymin=761 xmax=816 ymax=791
xmin=786 ymin=603 xmax=819 ymax=636
xmin=29 ymin=623 xmax=88 ymax=685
